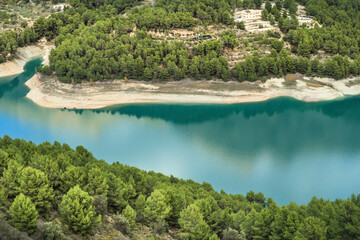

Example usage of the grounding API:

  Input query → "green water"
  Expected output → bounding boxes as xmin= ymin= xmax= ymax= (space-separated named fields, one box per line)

xmin=1 ymin=58 xmax=360 ymax=205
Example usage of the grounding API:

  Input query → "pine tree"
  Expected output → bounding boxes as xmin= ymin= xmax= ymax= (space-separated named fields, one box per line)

xmin=283 ymin=11 xmax=288 ymax=18
xmin=30 ymin=154 xmax=61 ymax=189
xmin=288 ymin=1 xmax=298 ymax=15
xmin=252 ymin=208 xmax=275 ymax=239
xmin=122 ymin=205 xmax=136 ymax=228
xmin=272 ymin=7 xmax=281 ymax=21
xmin=84 ymin=167 xmax=109 ymax=198
xmin=265 ymin=1 xmax=272 ymax=12
xmin=262 ymin=9 xmax=269 ymax=21
xmin=159 ymin=68 xmax=170 ymax=81
xmin=283 ymin=211 xmax=301 ymax=239
xmin=190 ymin=64 xmax=201 ymax=80
xmin=237 ymin=21 xmax=245 ymax=30
xmin=195 ymin=197 xmax=219 ymax=223
xmin=278 ymin=17 xmax=288 ymax=33
xmin=124 ymin=176 xmax=136 ymax=200
xmin=235 ymin=65 xmax=245 ymax=82
xmin=59 ymin=185 xmax=101 ymax=235
xmin=166 ymin=186 xmax=191 ymax=226
xmin=60 ymin=166 xmax=86 ymax=193
xmin=221 ymin=10 xmax=232 ymax=25
xmin=0 ymin=149 xmax=9 ymax=176
xmin=269 ymin=15 xmax=276 ymax=25
xmin=18 ymin=167 xmax=54 ymax=214
xmin=2 ymin=160 xmax=23 ymax=198
xmin=210 ymin=234 xmax=221 ymax=240
xmin=254 ymin=0 xmax=263 ymax=9
xmin=210 ymin=208 xmax=232 ymax=235
xmin=179 ymin=204 xmax=211 ymax=240
xmin=33 ymin=16 xmax=47 ymax=38
xmin=294 ymin=216 xmax=327 ymax=240
xmin=10 ymin=193 xmax=39 ymax=233
xmin=144 ymin=189 xmax=171 ymax=222
xmin=134 ymin=194 xmax=146 ymax=222
xmin=135 ymin=56 xmax=144 ymax=78
xmin=271 ymin=40 xmax=284 ymax=53
xmin=275 ymin=0 xmax=282 ymax=11
xmin=230 ymin=210 xmax=245 ymax=231
xmin=333 ymin=62 xmax=343 ymax=80
xmin=205 ymin=60 xmax=214 ymax=79
xmin=244 ymin=57 xmax=257 ymax=81
xmin=297 ymin=57 xmax=309 ymax=74
xmin=106 ymin=173 xmax=127 ymax=212
xmin=298 ymin=37 xmax=312 ymax=58
xmin=174 ymin=67 xmax=185 ymax=81
xmin=0 ymin=184 xmax=8 ymax=211
xmin=241 ymin=209 xmax=258 ymax=239
xmin=143 ymin=67 xmax=153 ymax=81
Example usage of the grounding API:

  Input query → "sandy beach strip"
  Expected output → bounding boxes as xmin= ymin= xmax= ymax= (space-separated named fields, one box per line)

xmin=25 ymin=73 xmax=360 ymax=109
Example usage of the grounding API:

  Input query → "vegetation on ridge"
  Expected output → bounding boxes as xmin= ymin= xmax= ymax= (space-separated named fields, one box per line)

xmin=1 ymin=0 xmax=360 ymax=82
xmin=56 ymin=0 xmax=360 ymax=82
xmin=0 ymin=136 xmax=360 ymax=239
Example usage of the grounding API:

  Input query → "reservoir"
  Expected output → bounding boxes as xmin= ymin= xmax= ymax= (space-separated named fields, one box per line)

xmin=1 ymin=58 xmax=360 ymax=205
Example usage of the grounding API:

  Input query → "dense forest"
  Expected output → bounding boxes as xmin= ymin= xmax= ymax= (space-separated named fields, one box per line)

xmin=1 ymin=136 xmax=360 ymax=239
xmin=1 ymin=0 xmax=360 ymax=82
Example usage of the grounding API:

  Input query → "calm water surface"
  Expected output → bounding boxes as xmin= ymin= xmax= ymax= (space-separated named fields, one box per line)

xmin=1 ymin=59 xmax=360 ymax=205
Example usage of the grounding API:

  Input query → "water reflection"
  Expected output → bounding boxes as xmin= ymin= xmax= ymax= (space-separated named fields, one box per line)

xmin=67 ymin=95 xmax=360 ymax=125
xmin=0 ymin=75 xmax=22 ymax=98
xmin=1 ymin=59 xmax=360 ymax=205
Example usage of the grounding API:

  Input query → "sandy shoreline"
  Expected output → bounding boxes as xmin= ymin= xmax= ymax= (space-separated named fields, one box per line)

xmin=2 ymin=39 xmax=358 ymax=109
xmin=25 ymin=73 xmax=360 ymax=109
xmin=0 ymin=39 xmax=54 ymax=78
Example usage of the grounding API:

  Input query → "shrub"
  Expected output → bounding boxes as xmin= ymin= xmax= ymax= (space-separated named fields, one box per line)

xmin=222 ymin=228 xmax=243 ymax=240
xmin=93 ymin=195 xmax=108 ymax=215
xmin=152 ymin=219 xmax=168 ymax=234
xmin=223 ymin=228 xmax=246 ymax=240
xmin=34 ymin=220 xmax=67 ymax=240
xmin=0 ymin=218 xmax=31 ymax=240
xmin=20 ymin=20 xmax=27 ymax=28
xmin=114 ymin=214 xmax=130 ymax=234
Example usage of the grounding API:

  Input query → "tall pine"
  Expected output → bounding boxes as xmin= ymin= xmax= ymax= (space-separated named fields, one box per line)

xmin=59 ymin=185 xmax=101 ymax=235
xmin=10 ymin=193 xmax=38 ymax=233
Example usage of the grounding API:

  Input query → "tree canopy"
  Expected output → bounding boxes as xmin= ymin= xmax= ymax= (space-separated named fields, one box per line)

xmin=2 ymin=0 xmax=360 ymax=82
xmin=0 ymin=136 xmax=359 ymax=239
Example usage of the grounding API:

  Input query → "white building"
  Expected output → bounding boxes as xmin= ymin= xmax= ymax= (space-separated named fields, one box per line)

xmin=235 ymin=10 xmax=262 ymax=21
xmin=53 ymin=3 xmax=70 ymax=10
xmin=297 ymin=15 xmax=314 ymax=26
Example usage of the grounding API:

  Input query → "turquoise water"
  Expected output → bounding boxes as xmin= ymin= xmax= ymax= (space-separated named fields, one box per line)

xmin=1 ymin=59 xmax=360 ymax=205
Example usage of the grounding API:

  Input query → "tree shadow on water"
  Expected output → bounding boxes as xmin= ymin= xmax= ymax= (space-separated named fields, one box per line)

xmin=67 ymin=96 xmax=360 ymax=125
